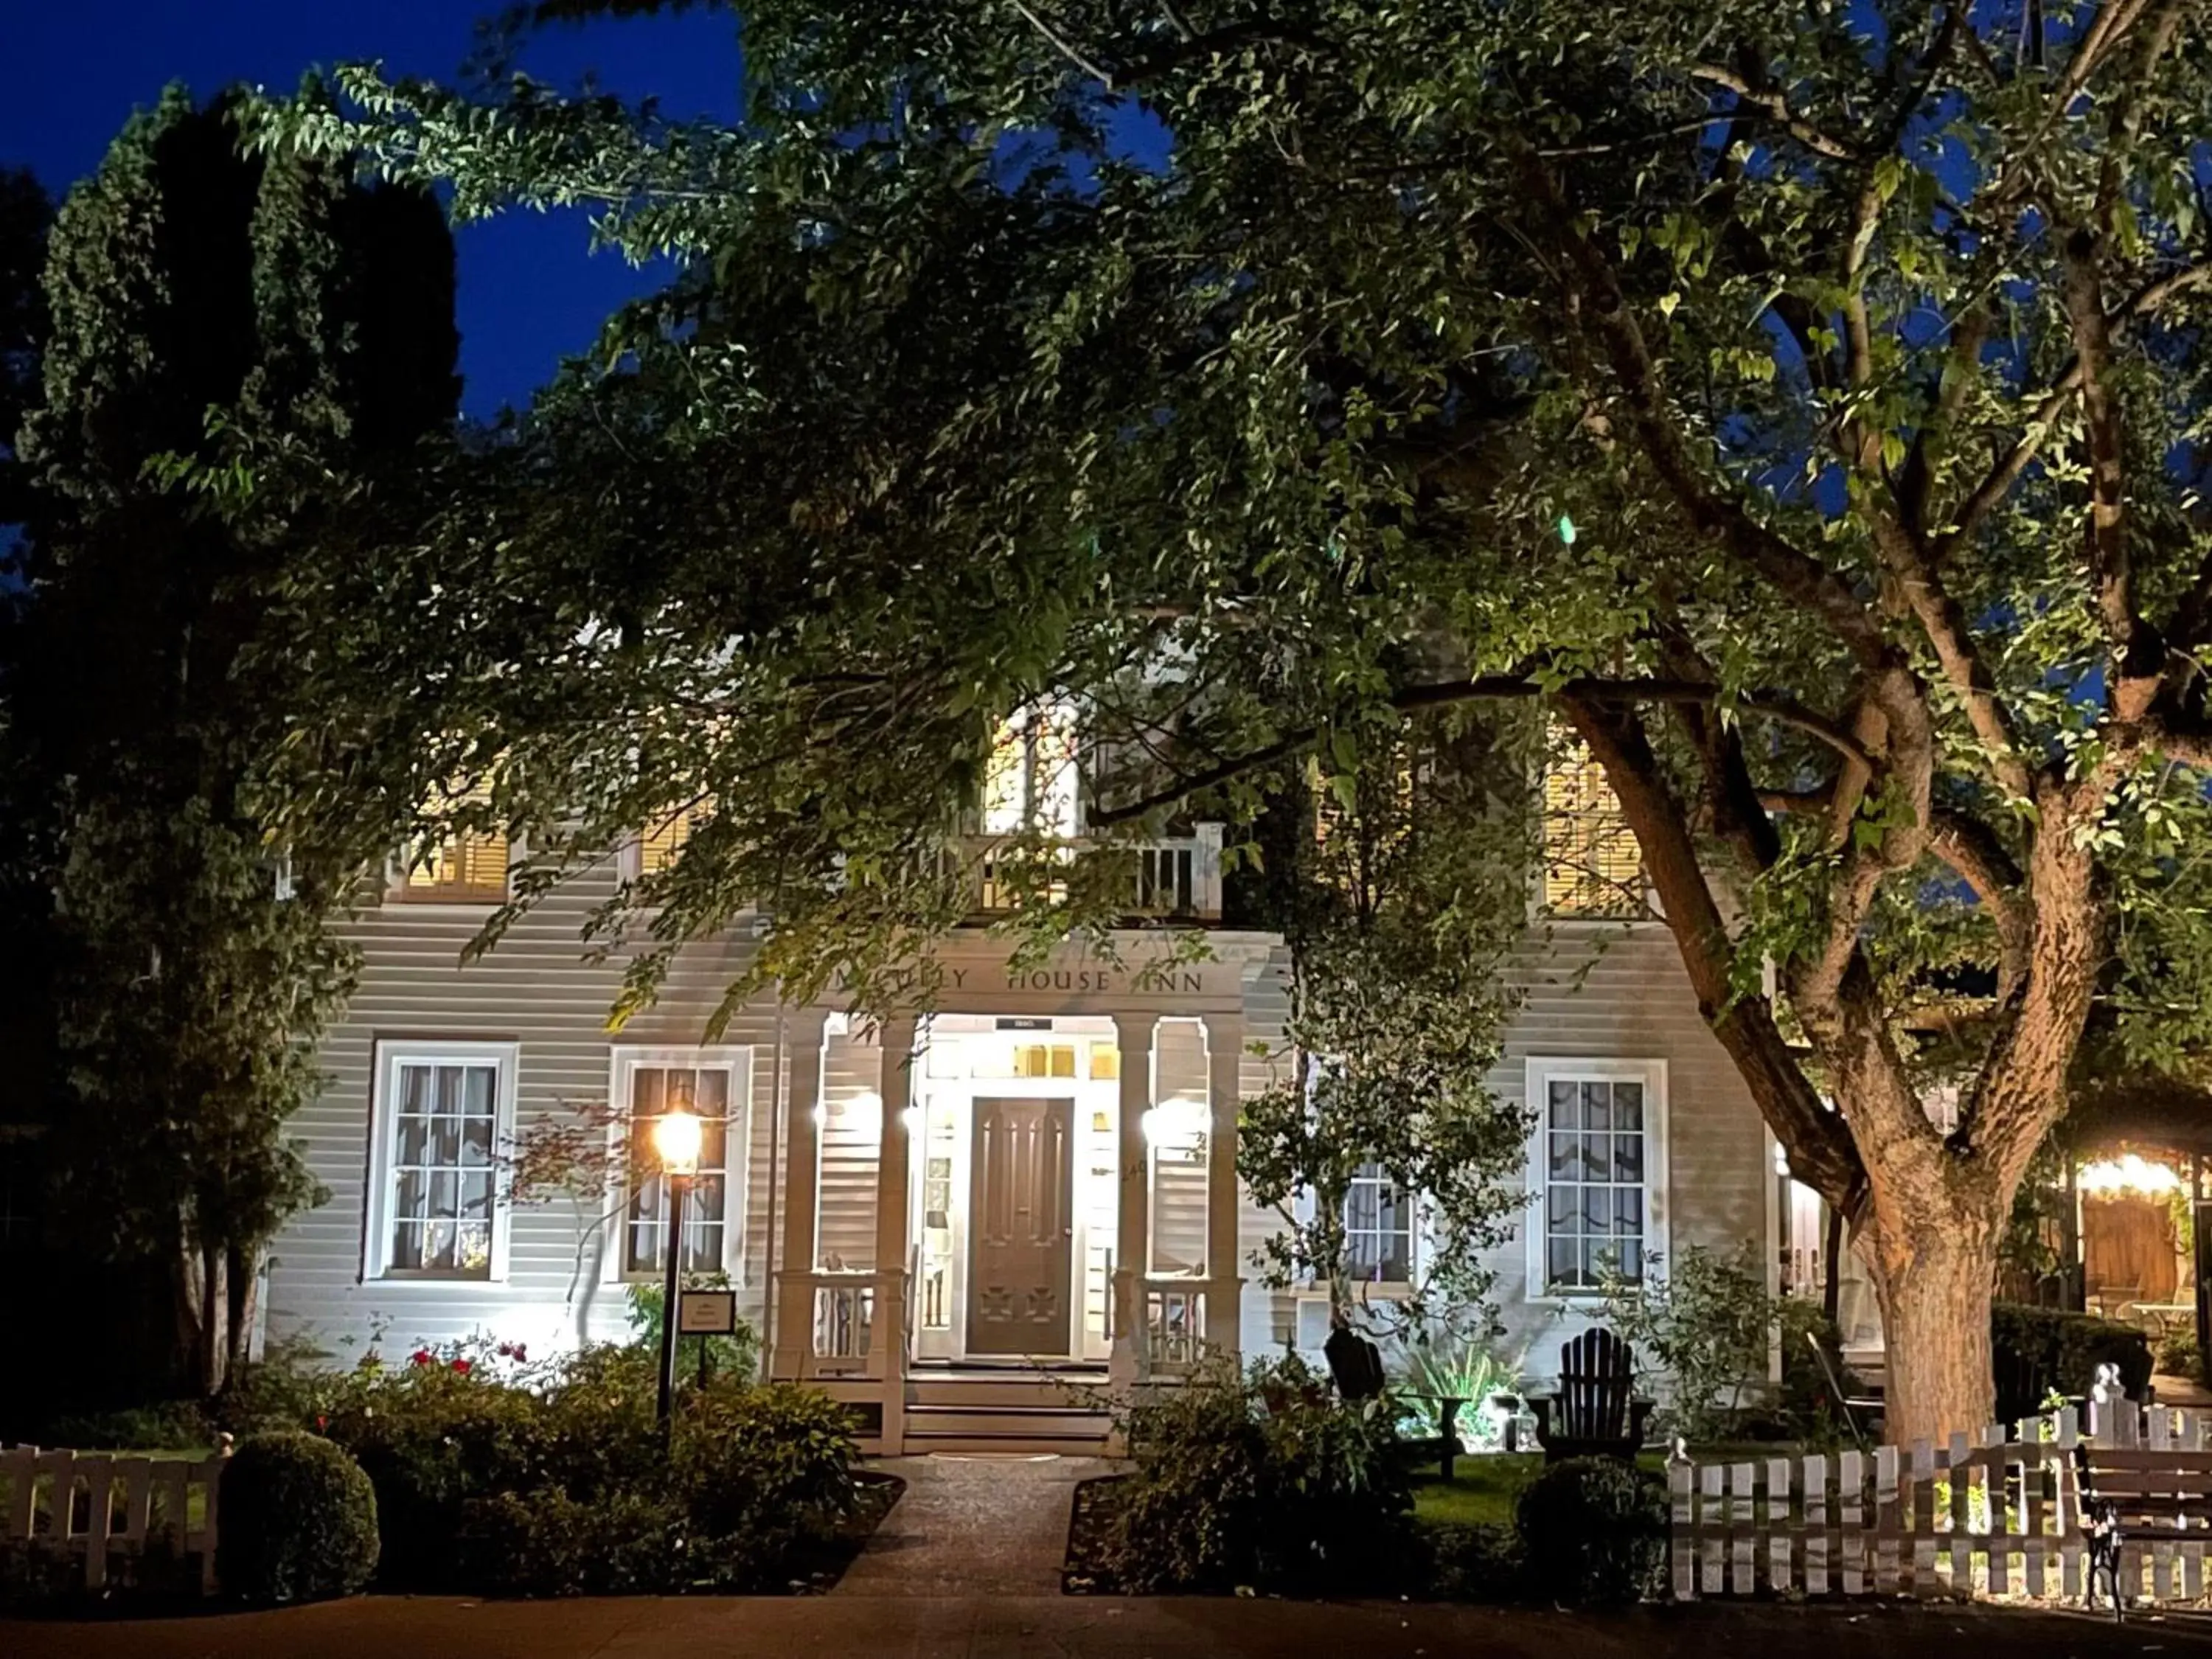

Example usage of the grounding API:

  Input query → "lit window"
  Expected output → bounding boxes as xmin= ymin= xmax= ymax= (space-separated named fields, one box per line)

xmin=366 ymin=1042 xmax=517 ymax=1280
xmin=1542 ymin=735 xmax=1642 ymax=916
xmin=398 ymin=777 xmax=509 ymax=902
xmin=638 ymin=799 xmax=713 ymax=877
xmin=1343 ymin=1163 xmax=1413 ymax=1284
xmin=983 ymin=702 xmax=1082 ymax=836
xmin=618 ymin=1053 xmax=747 ymax=1281
xmin=1536 ymin=1066 xmax=1663 ymax=1293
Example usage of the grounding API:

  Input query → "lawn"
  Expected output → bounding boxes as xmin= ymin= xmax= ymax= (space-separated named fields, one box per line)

xmin=1410 ymin=1444 xmax=1783 ymax=1528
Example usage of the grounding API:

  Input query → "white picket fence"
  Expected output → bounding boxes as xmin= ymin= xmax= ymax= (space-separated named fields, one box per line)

xmin=0 ymin=1446 xmax=227 ymax=1593
xmin=1669 ymin=1402 xmax=2212 ymax=1605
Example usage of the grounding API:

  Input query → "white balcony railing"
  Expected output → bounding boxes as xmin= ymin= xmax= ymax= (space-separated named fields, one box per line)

xmin=950 ymin=826 xmax=1223 ymax=922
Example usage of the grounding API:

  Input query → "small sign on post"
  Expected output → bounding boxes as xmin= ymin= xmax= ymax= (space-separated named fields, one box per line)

xmin=677 ymin=1289 xmax=738 ymax=1335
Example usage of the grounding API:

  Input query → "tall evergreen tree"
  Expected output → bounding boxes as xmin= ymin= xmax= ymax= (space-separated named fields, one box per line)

xmin=10 ymin=87 xmax=459 ymax=1395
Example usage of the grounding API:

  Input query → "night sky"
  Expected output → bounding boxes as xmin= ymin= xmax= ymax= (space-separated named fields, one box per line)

xmin=4 ymin=2 xmax=743 ymax=417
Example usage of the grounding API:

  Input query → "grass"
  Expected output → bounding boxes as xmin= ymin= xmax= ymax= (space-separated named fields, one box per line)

xmin=1410 ymin=1443 xmax=1785 ymax=1529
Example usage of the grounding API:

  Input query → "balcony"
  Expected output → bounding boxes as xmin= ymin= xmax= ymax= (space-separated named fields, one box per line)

xmin=947 ymin=827 xmax=1224 ymax=923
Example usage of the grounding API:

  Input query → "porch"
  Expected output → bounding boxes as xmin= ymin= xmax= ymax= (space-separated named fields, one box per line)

xmin=762 ymin=1002 xmax=1246 ymax=1452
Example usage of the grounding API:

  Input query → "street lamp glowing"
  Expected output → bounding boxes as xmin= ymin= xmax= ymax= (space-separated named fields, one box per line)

xmin=653 ymin=1107 xmax=703 ymax=1178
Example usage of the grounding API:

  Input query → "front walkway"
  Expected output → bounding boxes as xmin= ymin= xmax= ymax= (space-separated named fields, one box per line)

xmin=835 ymin=1453 xmax=1111 ymax=1597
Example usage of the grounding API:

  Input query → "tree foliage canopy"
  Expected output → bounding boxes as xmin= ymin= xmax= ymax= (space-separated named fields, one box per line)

xmin=255 ymin=1 xmax=2212 ymax=1435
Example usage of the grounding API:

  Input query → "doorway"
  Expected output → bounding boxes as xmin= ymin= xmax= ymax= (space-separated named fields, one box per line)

xmin=965 ymin=1096 xmax=1075 ymax=1355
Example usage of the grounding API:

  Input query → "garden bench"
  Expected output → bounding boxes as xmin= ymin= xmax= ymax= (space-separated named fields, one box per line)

xmin=1321 ymin=1326 xmax=1469 ymax=1479
xmin=1528 ymin=1328 xmax=1652 ymax=1464
xmin=2066 ymin=1423 xmax=2212 ymax=1621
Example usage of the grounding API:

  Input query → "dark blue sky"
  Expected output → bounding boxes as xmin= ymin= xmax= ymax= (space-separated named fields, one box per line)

xmin=4 ymin=2 xmax=741 ymax=416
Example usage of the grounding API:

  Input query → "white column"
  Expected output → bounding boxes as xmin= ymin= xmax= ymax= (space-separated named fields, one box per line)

xmin=869 ymin=1015 xmax=918 ymax=1442
xmin=1204 ymin=1011 xmax=1245 ymax=1360
xmin=1110 ymin=1012 xmax=1155 ymax=1385
xmin=771 ymin=1009 xmax=830 ymax=1381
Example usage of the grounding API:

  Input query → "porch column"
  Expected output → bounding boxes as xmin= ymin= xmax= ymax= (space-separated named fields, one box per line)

xmin=1204 ymin=1012 xmax=1245 ymax=1359
xmin=869 ymin=1016 xmax=918 ymax=1450
xmin=771 ymin=1008 xmax=830 ymax=1381
xmin=1110 ymin=1012 xmax=1155 ymax=1386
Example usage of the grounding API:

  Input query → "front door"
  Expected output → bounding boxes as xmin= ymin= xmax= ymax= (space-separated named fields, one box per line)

xmin=966 ymin=1096 xmax=1074 ymax=1356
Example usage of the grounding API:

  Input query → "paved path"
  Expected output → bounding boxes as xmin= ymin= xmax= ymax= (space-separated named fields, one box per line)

xmin=4 ymin=1596 xmax=2204 ymax=1658
xmin=835 ymin=1453 xmax=1111 ymax=1597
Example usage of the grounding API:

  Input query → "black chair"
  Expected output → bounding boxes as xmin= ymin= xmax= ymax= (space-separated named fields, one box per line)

xmin=1529 ymin=1328 xmax=1652 ymax=1463
xmin=1322 ymin=1326 xmax=1468 ymax=1478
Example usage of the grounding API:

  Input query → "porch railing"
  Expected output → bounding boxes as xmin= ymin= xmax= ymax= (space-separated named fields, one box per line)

xmin=779 ymin=1267 xmax=910 ymax=1380
xmin=948 ymin=826 xmax=1224 ymax=922
xmin=1110 ymin=1269 xmax=1237 ymax=1380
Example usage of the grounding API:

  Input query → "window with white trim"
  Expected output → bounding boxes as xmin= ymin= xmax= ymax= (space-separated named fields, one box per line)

xmin=366 ymin=1041 xmax=518 ymax=1280
xmin=1541 ymin=732 xmax=1643 ymax=917
xmin=633 ymin=799 xmax=714 ymax=879
xmin=1343 ymin=1162 xmax=1413 ymax=1285
xmin=394 ymin=776 xmax=509 ymax=903
xmin=1526 ymin=1058 xmax=1667 ymax=1296
xmin=614 ymin=1049 xmax=749 ymax=1281
xmin=983 ymin=701 xmax=1081 ymax=836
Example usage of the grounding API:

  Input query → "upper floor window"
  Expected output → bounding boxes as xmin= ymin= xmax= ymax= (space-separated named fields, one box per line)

xmin=634 ymin=799 xmax=714 ymax=879
xmin=984 ymin=702 xmax=1080 ymax=837
xmin=1343 ymin=1162 xmax=1413 ymax=1285
xmin=365 ymin=1040 xmax=518 ymax=1280
xmin=397 ymin=777 xmax=509 ymax=904
xmin=616 ymin=1049 xmax=748 ymax=1281
xmin=1542 ymin=735 xmax=1644 ymax=917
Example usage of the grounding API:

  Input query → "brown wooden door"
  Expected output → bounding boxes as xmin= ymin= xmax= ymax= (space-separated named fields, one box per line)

xmin=966 ymin=1096 xmax=1074 ymax=1356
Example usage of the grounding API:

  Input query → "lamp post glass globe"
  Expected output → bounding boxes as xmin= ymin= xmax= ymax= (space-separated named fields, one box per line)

xmin=653 ymin=1105 xmax=703 ymax=1177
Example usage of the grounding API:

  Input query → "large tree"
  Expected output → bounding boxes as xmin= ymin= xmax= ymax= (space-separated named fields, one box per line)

xmin=10 ymin=89 xmax=459 ymax=1394
xmin=259 ymin=1 xmax=2212 ymax=1441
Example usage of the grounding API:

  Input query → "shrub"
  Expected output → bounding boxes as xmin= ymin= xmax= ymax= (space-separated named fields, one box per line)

xmin=312 ymin=1340 xmax=860 ymax=1595
xmin=1514 ymin=1456 xmax=1665 ymax=1607
xmin=41 ymin=1399 xmax=215 ymax=1452
xmin=1093 ymin=1354 xmax=1414 ymax=1594
xmin=1991 ymin=1304 xmax=2154 ymax=1422
xmin=2158 ymin=1325 xmax=2201 ymax=1382
xmin=627 ymin=1276 xmax=760 ymax=1384
xmin=216 ymin=1431 xmax=379 ymax=1604
xmin=1600 ymin=1242 xmax=1821 ymax=1442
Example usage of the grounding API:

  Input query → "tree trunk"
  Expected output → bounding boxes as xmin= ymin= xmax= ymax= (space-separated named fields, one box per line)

xmin=1862 ymin=1217 xmax=2000 ymax=1447
xmin=224 ymin=1242 xmax=261 ymax=1381
xmin=173 ymin=1237 xmax=231 ymax=1399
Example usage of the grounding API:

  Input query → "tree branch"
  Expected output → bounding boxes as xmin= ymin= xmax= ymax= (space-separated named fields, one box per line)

xmin=1513 ymin=147 xmax=1895 ymax=672
xmin=1009 ymin=0 xmax=1119 ymax=88
xmin=1563 ymin=696 xmax=1867 ymax=1221
xmin=1088 ymin=675 xmax=1872 ymax=827
xmin=1928 ymin=807 xmax=2029 ymax=998
xmin=1688 ymin=65 xmax=1858 ymax=161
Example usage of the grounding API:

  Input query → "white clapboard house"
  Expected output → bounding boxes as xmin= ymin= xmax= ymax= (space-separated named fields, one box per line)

xmin=264 ymin=714 xmax=1812 ymax=1452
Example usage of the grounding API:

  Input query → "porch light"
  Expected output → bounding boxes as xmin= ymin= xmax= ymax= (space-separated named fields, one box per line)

xmin=2078 ymin=1152 xmax=2183 ymax=1197
xmin=652 ymin=1105 xmax=703 ymax=1178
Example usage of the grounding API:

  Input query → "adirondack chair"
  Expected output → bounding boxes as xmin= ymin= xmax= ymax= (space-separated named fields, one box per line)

xmin=1321 ymin=1325 xmax=1470 ymax=1478
xmin=1529 ymin=1328 xmax=1652 ymax=1464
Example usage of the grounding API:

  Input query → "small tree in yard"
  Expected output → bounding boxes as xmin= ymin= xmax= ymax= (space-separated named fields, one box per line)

xmin=255 ymin=3 xmax=2212 ymax=1443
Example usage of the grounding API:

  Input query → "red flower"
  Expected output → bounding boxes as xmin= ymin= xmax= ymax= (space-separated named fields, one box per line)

xmin=451 ymin=1357 xmax=473 ymax=1375
xmin=316 ymin=1414 xmax=328 ymax=1431
xmin=410 ymin=1349 xmax=434 ymax=1367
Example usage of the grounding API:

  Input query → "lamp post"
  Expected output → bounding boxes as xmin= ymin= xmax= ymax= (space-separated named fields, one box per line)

xmin=652 ymin=1104 xmax=703 ymax=1426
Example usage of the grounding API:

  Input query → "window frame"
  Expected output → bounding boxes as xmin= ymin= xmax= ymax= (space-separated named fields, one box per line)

xmin=605 ymin=1046 xmax=754 ymax=1287
xmin=364 ymin=1039 xmax=521 ymax=1284
xmin=981 ymin=699 xmax=1085 ymax=838
xmin=1341 ymin=1161 xmax=1417 ymax=1290
xmin=622 ymin=800 xmax=714 ymax=883
xmin=1523 ymin=1057 xmax=1669 ymax=1304
xmin=1537 ymin=734 xmax=1649 ymax=921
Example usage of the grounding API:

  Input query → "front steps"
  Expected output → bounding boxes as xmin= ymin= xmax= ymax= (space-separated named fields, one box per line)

xmin=902 ymin=1367 xmax=1116 ymax=1454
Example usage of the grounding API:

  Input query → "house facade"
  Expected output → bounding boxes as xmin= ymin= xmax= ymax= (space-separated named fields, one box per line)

xmin=263 ymin=746 xmax=1792 ymax=1451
